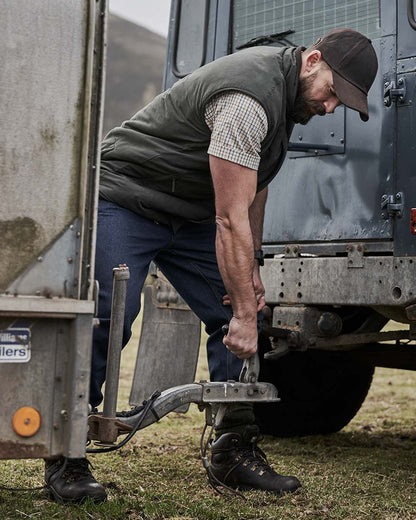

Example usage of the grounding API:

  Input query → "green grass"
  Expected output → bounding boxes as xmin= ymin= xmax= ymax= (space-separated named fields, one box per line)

xmin=0 ymin=320 xmax=415 ymax=520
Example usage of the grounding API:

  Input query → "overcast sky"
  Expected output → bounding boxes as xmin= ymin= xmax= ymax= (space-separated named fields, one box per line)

xmin=109 ymin=0 xmax=171 ymax=37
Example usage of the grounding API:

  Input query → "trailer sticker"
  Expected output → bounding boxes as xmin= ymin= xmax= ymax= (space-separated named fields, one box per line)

xmin=0 ymin=328 xmax=31 ymax=363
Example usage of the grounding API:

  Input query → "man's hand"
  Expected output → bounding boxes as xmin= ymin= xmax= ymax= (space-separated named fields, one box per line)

xmin=222 ymin=316 xmax=258 ymax=359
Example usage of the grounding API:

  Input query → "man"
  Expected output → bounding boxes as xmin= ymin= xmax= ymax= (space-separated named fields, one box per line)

xmin=45 ymin=28 xmax=378 ymax=503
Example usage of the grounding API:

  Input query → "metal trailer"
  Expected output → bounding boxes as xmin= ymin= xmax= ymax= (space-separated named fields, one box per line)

xmin=0 ymin=0 xmax=107 ymax=459
xmin=139 ymin=0 xmax=416 ymax=437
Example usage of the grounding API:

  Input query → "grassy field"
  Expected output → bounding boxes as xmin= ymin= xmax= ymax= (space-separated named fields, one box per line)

xmin=0 ymin=320 xmax=415 ymax=520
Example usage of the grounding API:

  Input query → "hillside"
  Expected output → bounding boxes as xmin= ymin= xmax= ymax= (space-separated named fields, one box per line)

xmin=103 ymin=14 xmax=167 ymax=135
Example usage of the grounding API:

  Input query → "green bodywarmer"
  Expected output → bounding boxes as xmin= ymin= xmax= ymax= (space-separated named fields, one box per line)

xmin=99 ymin=46 xmax=302 ymax=224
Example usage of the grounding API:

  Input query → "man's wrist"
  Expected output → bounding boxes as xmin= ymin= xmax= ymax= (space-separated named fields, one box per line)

xmin=254 ymin=249 xmax=264 ymax=266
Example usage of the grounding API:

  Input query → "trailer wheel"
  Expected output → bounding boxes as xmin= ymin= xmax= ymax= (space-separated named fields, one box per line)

xmin=255 ymin=308 xmax=387 ymax=437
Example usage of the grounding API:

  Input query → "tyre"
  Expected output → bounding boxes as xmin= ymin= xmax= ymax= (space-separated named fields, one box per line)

xmin=255 ymin=307 xmax=387 ymax=437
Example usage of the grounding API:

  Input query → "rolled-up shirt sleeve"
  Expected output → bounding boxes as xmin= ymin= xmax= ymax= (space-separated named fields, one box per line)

xmin=205 ymin=90 xmax=268 ymax=171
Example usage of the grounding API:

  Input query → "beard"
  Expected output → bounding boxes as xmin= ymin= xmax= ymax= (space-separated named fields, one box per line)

xmin=291 ymin=73 xmax=326 ymax=125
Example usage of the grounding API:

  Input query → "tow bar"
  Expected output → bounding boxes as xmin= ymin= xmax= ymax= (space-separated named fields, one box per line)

xmin=87 ymin=266 xmax=279 ymax=447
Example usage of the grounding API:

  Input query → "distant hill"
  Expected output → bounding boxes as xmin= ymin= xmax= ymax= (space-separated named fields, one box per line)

xmin=103 ymin=14 xmax=167 ymax=135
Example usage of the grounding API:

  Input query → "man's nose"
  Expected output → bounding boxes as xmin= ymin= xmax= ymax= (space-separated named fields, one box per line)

xmin=324 ymin=98 xmax=340 ymax=114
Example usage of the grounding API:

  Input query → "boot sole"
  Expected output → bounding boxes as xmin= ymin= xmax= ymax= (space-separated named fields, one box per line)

xmin=44 ymin=485 xmax=107 ymax=504
xmin=221 ymin=481 xmax=301 ymax=496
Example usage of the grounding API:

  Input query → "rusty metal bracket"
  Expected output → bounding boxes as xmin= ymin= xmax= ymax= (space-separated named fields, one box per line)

xmin=313 ymin=329 xmax=410 ymax=350
xmin=152 ymin=278 xmax=191 ymax=310
xmin=265 ymin=329 xmax=413 ymax=359
xmin=283 ymin=245 xmax=301 ymax=258
xmin=88 ymin=416 xmax=133 ymax=444
xmin=347 ymin=244 xmax=365 ymax=268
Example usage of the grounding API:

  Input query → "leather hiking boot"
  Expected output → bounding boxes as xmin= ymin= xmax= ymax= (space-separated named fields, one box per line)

xmin=44 ymin=457 xmax=107 ymax=504
xmin=210 ymin=426 xmax=301 ymax=495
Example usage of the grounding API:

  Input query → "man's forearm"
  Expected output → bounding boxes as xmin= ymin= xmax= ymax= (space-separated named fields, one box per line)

xmin=249 ymin=187 xmax=268 ymax=250
xmin=217 ymin=188 xmax=268 ymax=315
xmin=215 ymin=213 xmax=258 ymax=319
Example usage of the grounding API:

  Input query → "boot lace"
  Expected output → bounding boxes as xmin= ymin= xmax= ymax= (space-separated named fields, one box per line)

xmin=224 ymin=435 xmax=271 ymax=480
xmin=59 ymin=459 xmax=95 ymax=483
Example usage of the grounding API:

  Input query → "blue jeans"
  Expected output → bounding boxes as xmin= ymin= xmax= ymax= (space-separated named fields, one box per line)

xmin=91 ymin=200 xmax=244 ymax=407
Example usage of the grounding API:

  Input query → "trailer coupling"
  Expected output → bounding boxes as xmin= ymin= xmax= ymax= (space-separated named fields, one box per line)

xmin=88 ymin=266 xmax=278 ymax=448
xmin=87 ymin=380 xmax=279 ymax=445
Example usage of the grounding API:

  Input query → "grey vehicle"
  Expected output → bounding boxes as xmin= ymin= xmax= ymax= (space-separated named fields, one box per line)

xmin=151 ymin=0 xmax=416 ymax=436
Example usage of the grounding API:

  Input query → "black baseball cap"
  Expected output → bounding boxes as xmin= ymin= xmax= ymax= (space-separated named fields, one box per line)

xmin=314 ymin=28 xmax=378 ymax=121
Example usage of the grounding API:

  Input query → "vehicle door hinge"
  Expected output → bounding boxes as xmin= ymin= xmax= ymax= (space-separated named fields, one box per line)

xmin=383 ymin=78 xmax=406 ymax=107
xmin=381 ymin=192 xmax=404 ymax=219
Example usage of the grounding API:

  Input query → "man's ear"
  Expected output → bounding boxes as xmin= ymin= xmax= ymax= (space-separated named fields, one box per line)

xmin=304 ymin=49 xmax=322 ymax=73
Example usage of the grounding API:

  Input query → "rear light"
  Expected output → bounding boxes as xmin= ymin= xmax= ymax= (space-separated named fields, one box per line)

xmin=411 ymin=208 xmax=416 ymax=235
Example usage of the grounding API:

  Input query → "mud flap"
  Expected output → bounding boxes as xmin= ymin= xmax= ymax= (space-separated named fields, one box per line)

xmin=129 ymin=277 xmax=201 ymax=412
